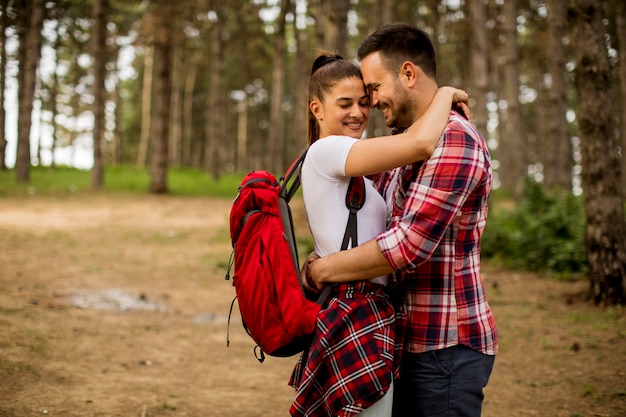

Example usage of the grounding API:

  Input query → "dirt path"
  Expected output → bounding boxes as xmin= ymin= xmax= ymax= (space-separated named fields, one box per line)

xmin=0 ymin=193 xmax=624 ymax=416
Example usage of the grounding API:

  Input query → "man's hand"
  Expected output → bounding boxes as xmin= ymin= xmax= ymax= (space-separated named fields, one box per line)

xmin=300 ymin=252 xmax=323 ymax=293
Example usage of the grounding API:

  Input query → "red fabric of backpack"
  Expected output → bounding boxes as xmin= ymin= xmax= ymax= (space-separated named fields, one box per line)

xmin=226 ymin=152 xmax=320 ymax=362
xmin=225 ymin=151 xmax=365 ymax=363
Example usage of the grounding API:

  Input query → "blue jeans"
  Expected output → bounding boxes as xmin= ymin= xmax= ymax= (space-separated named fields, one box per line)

xmin=392 ymin=345 xmax=495 ymax=417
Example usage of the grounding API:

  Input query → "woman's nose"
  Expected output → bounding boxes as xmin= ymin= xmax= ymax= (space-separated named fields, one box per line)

xmin=350 ymin=104 xmax=364 ymax=116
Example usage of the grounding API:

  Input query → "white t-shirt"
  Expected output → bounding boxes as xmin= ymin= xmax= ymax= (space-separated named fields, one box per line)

xmin=302 ymin=135 xmax=388 ymax=285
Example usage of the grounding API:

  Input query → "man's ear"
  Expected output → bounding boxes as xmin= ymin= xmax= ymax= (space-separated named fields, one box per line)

xmin=310 ymin=100 xmax=323 ymax=120
xmin=401 ymin=61 xmax=418 ymax=87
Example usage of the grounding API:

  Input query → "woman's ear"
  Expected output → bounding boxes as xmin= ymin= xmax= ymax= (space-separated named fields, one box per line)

xmin=310 ymin=100 xmax=323 ymax=121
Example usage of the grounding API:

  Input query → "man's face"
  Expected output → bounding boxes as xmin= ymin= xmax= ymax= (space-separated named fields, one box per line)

xmin=360 ymin=52 xmax=413 ymax=130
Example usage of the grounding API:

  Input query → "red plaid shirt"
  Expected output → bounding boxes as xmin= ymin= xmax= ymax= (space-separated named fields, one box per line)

xmin=289 ymin=282 xmax=399 ymax=417
xmin=375 ymin=111 xmax=498 ymax=355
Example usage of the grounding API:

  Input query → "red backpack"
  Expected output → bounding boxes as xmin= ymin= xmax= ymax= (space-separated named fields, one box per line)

xmin=225 ymin=151 xmax=365 ymax=362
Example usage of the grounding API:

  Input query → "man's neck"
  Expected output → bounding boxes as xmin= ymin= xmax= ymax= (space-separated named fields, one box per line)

xmin=413 ymin=82 xmax=439 ymax=123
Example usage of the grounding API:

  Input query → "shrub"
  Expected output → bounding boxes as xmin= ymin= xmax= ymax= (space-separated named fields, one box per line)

xmin=482 ymin=179 xmax=587 ymax=278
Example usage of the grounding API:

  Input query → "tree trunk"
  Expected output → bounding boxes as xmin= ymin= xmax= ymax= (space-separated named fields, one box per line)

xmin=110 ymin=42 xmax=121 ymax=166
xmin=499 ymin=0 xmax=526 ymax=196
xmin=544 ymin=0 xmax=572 ymax=191
xmin=35 ymin=86 xmax=43 ymax=165
xmin=316 ymin=0 xmax=350 ymax=53
xmin=359 ymin=0 xmax=391 ymax=140
xmin=236 ymin=98 xmax=247 ymax=172
xmin=182 ymin=52 xmax=198 ymax=167
xmin=488 ymin=0 xmax=505 ymax=187
xmin=288 ymin=0 xmax=307 ymax=164
xmin=617 ymin=0 xmax=626 ymax=198
xmin=168 ymin=18 xmax=183 ymax=168
xmin=204 ymin=2 xmax=223 ymax=180
xmin=0 ymin=0 xmax=8 ymax=170
xmin=267 ymin=0 xmax=288 ymax=175
xmin=15 ymin=0 xmax=44 ymax=182
xmin=468 ymin=0 xmax=489 ymax=139
xmin=91 ymin=0 xmax=107 ymax=189
xmin=49 ymin=13 xmax=61 ymax=169
xmin=423 ymin=0 xmax=440 ymax=54
xmin=149 ymin=1 xmax=174 ymax=194
xmin=570 ymin=0 xmax=626 ymax=305
xmin=381 ymin=0 xmax=392 ymax=22
xmin=136 ymin=44 xmax=153 ymax=168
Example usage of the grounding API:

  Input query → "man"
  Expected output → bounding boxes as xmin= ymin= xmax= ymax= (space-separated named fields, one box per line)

xmin=305 ymin=23 xmax=498 ymax=417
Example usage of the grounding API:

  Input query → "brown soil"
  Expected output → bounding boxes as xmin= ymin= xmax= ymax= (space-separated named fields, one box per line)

xmin=0 ymin=193 xmax=624 ymax=417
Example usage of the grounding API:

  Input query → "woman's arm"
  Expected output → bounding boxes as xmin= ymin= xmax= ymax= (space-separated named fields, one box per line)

xmin=344 ymin=86 xmax=468 ymax=177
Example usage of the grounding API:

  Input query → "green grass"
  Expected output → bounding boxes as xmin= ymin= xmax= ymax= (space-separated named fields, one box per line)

xmin=0 ymin=165 xmax=245 ymax=197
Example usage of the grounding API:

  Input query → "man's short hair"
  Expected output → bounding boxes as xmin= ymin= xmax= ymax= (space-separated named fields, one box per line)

xmin=357 ymin=22 xmax=437 ymax=80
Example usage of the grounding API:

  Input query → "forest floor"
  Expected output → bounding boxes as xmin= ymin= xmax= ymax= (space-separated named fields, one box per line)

xmin=0 ymin=192 xmax=624 ymax=417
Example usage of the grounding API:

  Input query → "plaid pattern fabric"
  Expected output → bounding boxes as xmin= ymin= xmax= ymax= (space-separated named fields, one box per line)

xmin=289 ymin=281 xmax=399 ymax=417
xmin=375 ymin=112 xmax=498 ymax=355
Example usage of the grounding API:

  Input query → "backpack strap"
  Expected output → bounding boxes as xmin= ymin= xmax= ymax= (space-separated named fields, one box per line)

xmin=279 ymin=150 xmax=308 ymax=287
xmin=280 ymin=150 xmax=308 ymax=203
xmin=341 ymin=176 xmax=366 ymax=250
xmin=316 ymin=176 xmax=367 ymax=305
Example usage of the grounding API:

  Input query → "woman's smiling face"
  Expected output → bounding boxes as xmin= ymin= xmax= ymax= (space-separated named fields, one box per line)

xmin=311 ymin=76 xmax=370 ymax=139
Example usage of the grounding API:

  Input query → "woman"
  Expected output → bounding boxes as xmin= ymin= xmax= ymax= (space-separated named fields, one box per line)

xmin=289 ymin=52 xmax=469 ymax=417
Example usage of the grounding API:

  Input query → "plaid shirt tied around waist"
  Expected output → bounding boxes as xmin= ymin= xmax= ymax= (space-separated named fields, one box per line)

xmin=289 ymin=281 xmax=403 ymax=417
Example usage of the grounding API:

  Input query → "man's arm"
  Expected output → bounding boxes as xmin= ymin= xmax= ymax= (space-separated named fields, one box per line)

xmin=307 ymin=239 xmax=394 ymax=289
xmin=306 ymin=119 xmax=488 ymax=292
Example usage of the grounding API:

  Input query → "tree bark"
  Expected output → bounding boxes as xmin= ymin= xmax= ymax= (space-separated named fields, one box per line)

xmin=168 ymin=17 xmax=184 ymax=168
xmin=49 ymin=11 xmax=61 ymax=169
xmin=15 ymin=0 xmax=44 ymax=182
xmin=110 ymin=42 xmax=121 ymax=166
xmin=499 ymin=0 xmax=526 ymax=196
xmin=616 ymin=0 xmax=626 ymax=198
xmin=182 ymin=51 xmax=198 ymax=167
xmin=316 ymin=0 xmax=350 ymax=53
xmin=0 ymin=0 xmax=8 ymax=170
xmin=359 ymin=0 xmax=391 ymax=140
xmin=288 ymin=0 xmax=307 ymax=164
xmin=544 ymin=0 xmax=572 ymax=190
xmin=136 ymin=44 xmax=153 ymax=168
xmin=488 ymin=0 xmax=506 ymax=189
xmin=267 ymin=0 xmax=288 ymax=175
xmin=91 ymin=0 xmax=107 ymax=188
xmin=149 ymin=0 xmax=174 ymax=194
xmin=570 ymin=0 xmax=626 ymax=305
xmin=468 ymin=0 xmax=489 ymax=139
xmin=204 ymin=1 xmax=224 ymax=180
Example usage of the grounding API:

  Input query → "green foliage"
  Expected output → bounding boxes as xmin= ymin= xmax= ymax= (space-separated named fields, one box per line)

xmin=0 ymin=166 xmax=91 ymax=195
xmin=482 ymin=179 xmax=587 ymax=278
xmin=166 ymin=169 xmax=242 ymax=198
xmin=0 ymin=166 xmax=243 ymax=198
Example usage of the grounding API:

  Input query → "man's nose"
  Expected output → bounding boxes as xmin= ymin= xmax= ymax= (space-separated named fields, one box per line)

xmin=369 ymin=91 xmax=379 ymax=108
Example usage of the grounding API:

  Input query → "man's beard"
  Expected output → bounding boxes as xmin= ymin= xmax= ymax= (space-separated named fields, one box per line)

xmin=384 ymin=84 xmax=414 ymax=131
